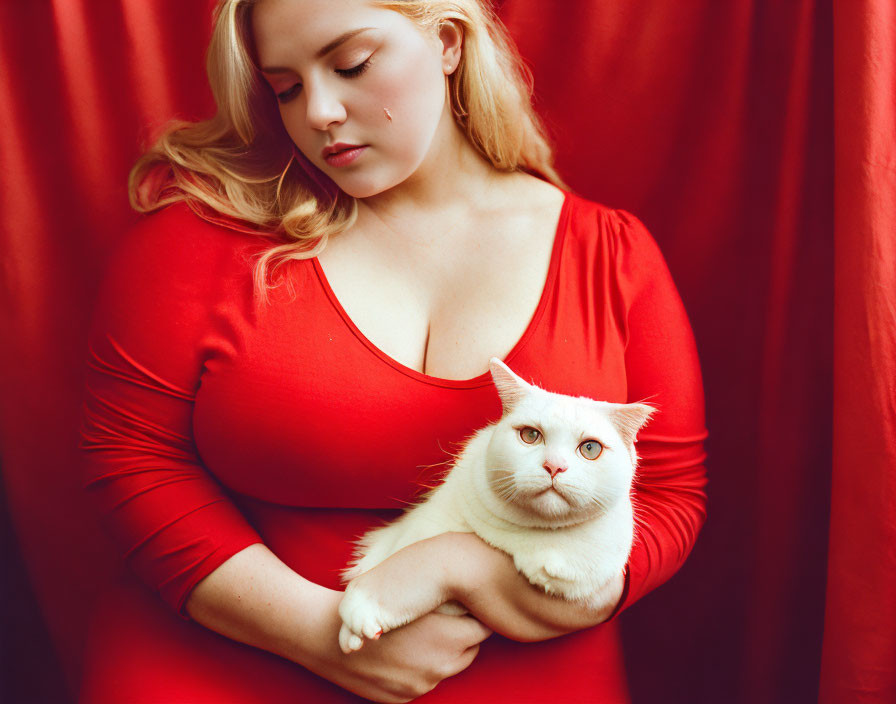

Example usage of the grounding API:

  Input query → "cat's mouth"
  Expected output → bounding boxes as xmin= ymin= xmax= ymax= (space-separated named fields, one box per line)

xmin=535 ymin=482 xmax=572 ymax=503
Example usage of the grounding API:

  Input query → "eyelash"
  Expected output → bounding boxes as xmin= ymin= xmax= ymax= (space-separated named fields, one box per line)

xmin=276 ymin=57 xmax=373 ymax=104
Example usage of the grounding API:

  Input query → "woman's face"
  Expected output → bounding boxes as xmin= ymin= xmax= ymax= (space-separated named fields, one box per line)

xmin=252 ymin=0 xmax=461 ymax=199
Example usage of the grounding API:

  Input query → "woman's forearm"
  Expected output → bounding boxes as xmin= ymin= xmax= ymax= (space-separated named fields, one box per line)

xmin=185 ymin=543 xmax=341 ymax=664
xmin=443 ymin=532 xmax=625 ymax=641
xmin=188 ymin=542 xmax=498 ymax=703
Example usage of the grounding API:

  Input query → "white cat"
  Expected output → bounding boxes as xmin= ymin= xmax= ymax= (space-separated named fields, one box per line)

xmin=337 ymin=357 xmax=655 ymax=654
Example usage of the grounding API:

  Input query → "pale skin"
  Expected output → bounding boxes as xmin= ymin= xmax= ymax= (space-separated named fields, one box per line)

xmin=187 ymin=538 xmax=625 ymax=703
xmin=338 ymin=531 xmax=627 ymax=644
xmin=185 ymin=1 xmax=626 ymax=702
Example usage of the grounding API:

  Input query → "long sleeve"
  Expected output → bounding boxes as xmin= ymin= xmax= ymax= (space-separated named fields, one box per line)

xmin=604 ymin=208 xmax=709 ymax=620
xmin=78 ymin=205 xmax=264 ymax=620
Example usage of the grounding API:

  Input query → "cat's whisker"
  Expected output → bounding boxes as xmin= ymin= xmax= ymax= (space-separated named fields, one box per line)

xmin=495 ymin=482 xmax=521 ymax=502
xmin=489 ymin=474 xmax=516 ymax=484
xmin=587 ymin=493 xmax=612 ymax=511
xmin=489 ymin=475 xmax=519 ymax=497
xmin=491 ymin=479 xmax=518 ymax=492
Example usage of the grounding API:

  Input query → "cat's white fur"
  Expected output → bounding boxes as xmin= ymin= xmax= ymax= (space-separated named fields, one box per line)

xmin=337 ymin=357 xmax=655 ymax=654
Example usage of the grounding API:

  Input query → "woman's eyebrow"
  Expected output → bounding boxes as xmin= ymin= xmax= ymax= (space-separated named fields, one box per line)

xmin=261 ymin=27 xmax=375 ymax=73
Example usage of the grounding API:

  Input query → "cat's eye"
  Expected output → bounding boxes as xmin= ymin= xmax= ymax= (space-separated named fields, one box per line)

xmin=579 ymin=440 xmax=603 ymax=460
xmin=519 ymin=427 xmax=541 ymax=444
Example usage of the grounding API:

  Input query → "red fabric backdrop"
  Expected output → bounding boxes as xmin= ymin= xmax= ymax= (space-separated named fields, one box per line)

xmin=1 ymin=1 xmax=892 ymax=702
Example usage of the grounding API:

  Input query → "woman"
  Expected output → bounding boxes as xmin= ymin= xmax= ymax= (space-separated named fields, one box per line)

xmin=79 ymin=0 xmax=708 ymax=702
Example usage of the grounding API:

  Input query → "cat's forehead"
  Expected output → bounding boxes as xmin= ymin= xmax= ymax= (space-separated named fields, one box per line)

xmin=508 ymin=389 xmax=616 ymax=429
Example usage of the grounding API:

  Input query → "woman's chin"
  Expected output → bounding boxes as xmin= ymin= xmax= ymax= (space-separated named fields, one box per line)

xmin=332 ymin=164 xmax=429 ymax=201
xmin=334 ymin=181 xmax=382 ymax=199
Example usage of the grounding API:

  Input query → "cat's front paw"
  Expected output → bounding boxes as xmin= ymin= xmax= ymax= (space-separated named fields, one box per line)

xmin=516 ymin=551 xmax=580 ymax=597
xmin=543 ymin=552 xmax=578 ymax=582
xmin=337 ymin=584 xmax=402 ymax=654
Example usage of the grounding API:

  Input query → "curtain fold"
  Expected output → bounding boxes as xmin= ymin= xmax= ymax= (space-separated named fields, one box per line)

xmin=822 ymin=1 xmax=896 ymax=701
xmin=0 ymin=1 xmax=891 ymax=702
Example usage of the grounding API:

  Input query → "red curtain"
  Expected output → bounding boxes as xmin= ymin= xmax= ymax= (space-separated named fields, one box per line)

xmin=821 ymin=1 xmax=896 ymax=702
xmin=1 ymin=1 xmax=892 ymax=702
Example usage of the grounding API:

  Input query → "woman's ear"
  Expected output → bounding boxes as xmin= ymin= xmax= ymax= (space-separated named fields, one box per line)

xmin=438 ymin=19 xmax=463 ymax=75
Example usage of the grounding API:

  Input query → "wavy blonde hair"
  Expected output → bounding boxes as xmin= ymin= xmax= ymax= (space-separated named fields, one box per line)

xmin=129 ymin=0 xmax=567 ymax=303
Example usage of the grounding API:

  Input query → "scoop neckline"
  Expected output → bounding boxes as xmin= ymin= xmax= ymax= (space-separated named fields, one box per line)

xmin=311 ymin=189 xmax=574 ymax=389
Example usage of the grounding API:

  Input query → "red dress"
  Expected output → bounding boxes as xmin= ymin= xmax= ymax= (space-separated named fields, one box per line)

xmin=78 ymin=190 xmax=708 ymax=703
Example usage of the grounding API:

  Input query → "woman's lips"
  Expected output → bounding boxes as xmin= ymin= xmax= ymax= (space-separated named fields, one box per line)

xmin=324 ymin=145 xmax=367 ymax=167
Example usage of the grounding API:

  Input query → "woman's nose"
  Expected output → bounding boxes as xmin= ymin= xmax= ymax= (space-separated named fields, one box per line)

xmin=304 ymin=81 xmax=347 ymax=131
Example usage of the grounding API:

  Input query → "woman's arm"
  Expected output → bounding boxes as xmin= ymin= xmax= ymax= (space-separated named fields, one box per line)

xmin=607 ymin=209 xmax=708 ymax=616
xmin=338 ymin=531 xmax=624 ymax=647
xmin=79 ymin=210 xmax=268 ymax=618
xmin=184 ymin=543 xmax=333 ymax=663
xmin=445 ymin=532 xmax=626 ymax=640
xmin=186 ymin=542 xmax=493 ymax=704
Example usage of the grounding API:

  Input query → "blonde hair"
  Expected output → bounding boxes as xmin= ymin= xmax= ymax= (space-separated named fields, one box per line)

xmin=129 ymin=0 xmax=567 ymax=303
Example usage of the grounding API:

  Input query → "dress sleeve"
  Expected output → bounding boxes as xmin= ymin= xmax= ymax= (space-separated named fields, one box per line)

xmin=603 ymin=208 xmax=709 ymax=621
xmin=78 ymin=207 xmax=264 ymax=620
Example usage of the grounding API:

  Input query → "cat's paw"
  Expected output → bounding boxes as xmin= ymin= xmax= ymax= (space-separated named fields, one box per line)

xmin=337 ymin=623 xmax=366 ymax=654
xmin=515 ymin=551 xmax=580 ymax=597
xmin=337 ymin=585 xmax=401 ymax=654
xmin=531 ymin=568 xmax=575 ymax=595
xmin=543 ymin=552 xmax=578 ymax=582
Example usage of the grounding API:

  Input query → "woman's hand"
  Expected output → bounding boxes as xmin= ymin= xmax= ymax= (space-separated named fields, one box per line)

xmin=448 ymin=532 xmax=627 ymax=642
xmin=301 ymin=588 xmax=492 ymax=704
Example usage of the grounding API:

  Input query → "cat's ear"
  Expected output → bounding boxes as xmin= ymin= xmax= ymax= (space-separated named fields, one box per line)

xmin=488 ymin=357 xmax=532 ymax=412
xmin=610 ymin=402 xmax=657 ymax=447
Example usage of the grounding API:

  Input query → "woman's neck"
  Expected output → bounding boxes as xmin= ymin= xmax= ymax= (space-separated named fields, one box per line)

xmin=357 ymin=108 xmax=513 ymax=225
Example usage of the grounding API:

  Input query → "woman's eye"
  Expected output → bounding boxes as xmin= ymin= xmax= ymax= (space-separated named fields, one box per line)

xmin=579 ymin=440 xmax=603 ymax=460
xmin=276 ymin=84 xmax=301 ymax=104
xmin=336 ymin=56 xmax=372 ymax=78
xmin=519 ymin=427 xmax=541 ymax=444
xmin=275 ymin=57 xmax=371 ymax=104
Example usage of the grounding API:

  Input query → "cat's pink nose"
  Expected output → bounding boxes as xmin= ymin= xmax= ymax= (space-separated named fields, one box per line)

xmin=543 ymin=461 xmax=567 ymax=478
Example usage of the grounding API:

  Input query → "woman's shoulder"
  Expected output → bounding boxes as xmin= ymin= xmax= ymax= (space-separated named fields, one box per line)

xmin=109 ymin=201 xmax=273 ymax=278
xmin=501 ymin=175 xmax=663 ymax=272
xmin=123 ymin=201 xmax=268 ymax=252
xmin=96 ymin=202 xmax=274 ymax=313
xmin=563 ymin=190 xmax=647 ymax=235
xmin=560 ymin=190 xmax=662 ymax=263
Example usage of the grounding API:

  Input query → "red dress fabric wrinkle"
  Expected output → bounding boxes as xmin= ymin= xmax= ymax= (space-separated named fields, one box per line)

xmin=77 ymin=190 xmax=708 ymax=703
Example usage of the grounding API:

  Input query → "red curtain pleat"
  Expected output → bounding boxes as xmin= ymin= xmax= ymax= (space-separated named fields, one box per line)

xmin=0 ymin=0 xmax=218 ymax=694
xmin=822 ymin=1 xmax=896 ymax=701
xmin=0 ymin=1 xmax=892 ymax=702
